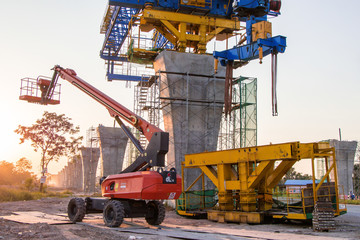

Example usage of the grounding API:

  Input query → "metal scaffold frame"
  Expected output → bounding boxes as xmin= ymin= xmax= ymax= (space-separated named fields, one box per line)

xmin=103 ymin=20 xmax=156 ymax=82
xmin=157 ymin=70 xmax=224 ymax=170
xmin=218 ymin=76 xmax=257 ymax=150
xmin=125 ymin=71 xmax=257 ymax=171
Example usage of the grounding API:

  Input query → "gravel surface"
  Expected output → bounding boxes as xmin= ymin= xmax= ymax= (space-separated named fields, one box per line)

xmin=0 ymin=197 xmax=359 ymax=240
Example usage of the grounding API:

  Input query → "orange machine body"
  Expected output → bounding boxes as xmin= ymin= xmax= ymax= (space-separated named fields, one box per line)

xmin=101 ymin=171 xmax=182 ymax=200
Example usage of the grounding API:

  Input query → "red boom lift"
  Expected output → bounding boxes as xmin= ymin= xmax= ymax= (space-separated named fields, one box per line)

xmin=19 ymin=65 xmax=181 ymax=227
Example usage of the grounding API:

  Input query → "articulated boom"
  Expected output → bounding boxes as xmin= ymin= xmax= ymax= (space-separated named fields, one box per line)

xmin=36 ymin=65 xmax=170 ymax=173
xmin=20 ymin=66 xmax=182 ymax=227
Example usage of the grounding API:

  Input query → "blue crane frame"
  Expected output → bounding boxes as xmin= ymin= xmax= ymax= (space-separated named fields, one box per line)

xmin=100 ymin=0 xmax=286 ymax=81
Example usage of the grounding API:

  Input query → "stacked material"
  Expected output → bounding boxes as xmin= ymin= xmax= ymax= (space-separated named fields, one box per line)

xmin=312 ymin=200 xmax=336 ymax=232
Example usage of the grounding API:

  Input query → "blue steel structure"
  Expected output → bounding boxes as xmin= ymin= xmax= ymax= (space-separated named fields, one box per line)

xmin=153 ymin=30 xmax=174 ymax=50
xmin=100 ymin=0 xmax=286 ymax=84
xmin=213 ymin=0 xmax=286 ymax=116
xmin=214 ymin=36 xmax=285 ymax=66
xmin=100 ymin=6 xmax=142 ymax=81
xmin=100 ymin=0 xmax=235 ymax=81
xmin=100 ymin=7 xmax=139 ymax=60
xmin=109 ymin=0 xmax=233 ymax=17
xmin=214 ymin=0 xmax=285 ymax=65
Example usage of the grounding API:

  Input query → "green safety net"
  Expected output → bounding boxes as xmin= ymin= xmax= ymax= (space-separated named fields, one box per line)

xmin=176 ymin=190 xmax=218 ymax=212
xmin=127 ymin=39 xmax=163 ymax=65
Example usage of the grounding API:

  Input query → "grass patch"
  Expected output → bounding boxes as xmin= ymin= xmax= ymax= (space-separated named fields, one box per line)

xmin=0 ymin=186 xmax=73 ymax=202
xmin=0 ymin=187 xmax=35 ymax=202
xmin=339 ymin=199 xmax=360 ymax=205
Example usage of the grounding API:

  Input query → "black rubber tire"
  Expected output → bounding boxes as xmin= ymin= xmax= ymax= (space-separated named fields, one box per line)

xmin=67 ymin=198 xmax=86 ymax=223
xmin=103 ymin=200 xmax=125 ymax=228
xmin=145 ymin=201 xmax=165 ymax=225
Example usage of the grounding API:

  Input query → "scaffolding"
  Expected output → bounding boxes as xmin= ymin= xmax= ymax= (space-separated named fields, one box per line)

xmin=86 ymin=126 xmax=100 ymax=148
xmin=218 ymin=76 xmax=257 ymax=150
xmin=124 ymin=76 xmax=160 ymax=168
xmin=104 ymin=27 xmax=156 ymax=83
xmin=126 ymin=72 xmax=257 ymax=171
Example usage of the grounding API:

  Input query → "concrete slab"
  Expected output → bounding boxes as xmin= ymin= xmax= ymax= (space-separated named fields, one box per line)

xmin=154 ymin=51 xmax=225 ymax=190
xmin=1 ymin=211 xmax=69 ymax=225
xmin=97 ymin=125 xmax=128 ymax=176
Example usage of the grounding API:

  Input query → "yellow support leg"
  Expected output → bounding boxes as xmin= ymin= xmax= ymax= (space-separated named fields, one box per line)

xmin=217 ymin=164 xmax=233 ymax=211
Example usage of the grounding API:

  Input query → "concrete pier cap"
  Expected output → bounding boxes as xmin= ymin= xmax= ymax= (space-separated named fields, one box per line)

xmin=154 ymin=51 xmax=226 ymax=190
xmin=329 ymin=139 xmax=358 ymax=195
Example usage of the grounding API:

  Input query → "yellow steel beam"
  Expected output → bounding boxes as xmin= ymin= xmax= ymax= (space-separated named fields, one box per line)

xmin=207 ymin=27 xmax=226 ymax=42
xmin=315 ymin=161 xmax=335 ymax=192
xmin=199 ymin=166 xmax=218 ymax=188
xmin=176 ymin=210 xmax=197 ymax=217
xmin=266 ymin=160 xmax=297 ymax=188
xmin=160 ymin=20 xmax=180 ymax=39
xmin=272 ymin=213 xmax=308 ymax=220
xmin=248 ymin=160 xmax=274 ymax=189
xmin=217 ymin=164 xmax=232 ymax=192
xmin=185 ymin=142 xmax=299 ymax=167
xmin=225 ymin=180 xmax=240 ymax=190
xmin=331 ymin=148 xmax=341 ymax=215
xmin=185 ymin=172 xmax=204 ymax=192
xmin=139 ymin=9 xmax=242 ymax=53
xmin=142 ymin=9 xmax=242 ymax=30
xmin=154 ymin=25 xmax=177 ymax=45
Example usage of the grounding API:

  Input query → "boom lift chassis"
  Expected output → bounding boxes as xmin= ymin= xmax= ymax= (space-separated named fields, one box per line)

xmin=19 ymin=65 xmax=181 ymax=227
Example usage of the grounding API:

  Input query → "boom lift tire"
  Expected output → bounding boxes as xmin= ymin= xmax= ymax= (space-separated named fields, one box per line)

xmin=68 ymin=198 xmax=86 ymax=223
xmin=103 ymin=200 xmax=125 ymax=227
xmin=145 ymin=201 xmax=165 ymax=225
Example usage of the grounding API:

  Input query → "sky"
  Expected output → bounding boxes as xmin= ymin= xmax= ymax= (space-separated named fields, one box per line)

xmin=0 ymin=0 xmax=359 ymax=175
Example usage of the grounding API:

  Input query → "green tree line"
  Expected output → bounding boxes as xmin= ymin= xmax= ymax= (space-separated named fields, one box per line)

xmin=0 ymin=158 xmax=36 ymax=189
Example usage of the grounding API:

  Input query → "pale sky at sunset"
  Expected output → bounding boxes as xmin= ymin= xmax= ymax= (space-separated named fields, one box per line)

xmin=0 ymin=1 xmax=359 ymax=175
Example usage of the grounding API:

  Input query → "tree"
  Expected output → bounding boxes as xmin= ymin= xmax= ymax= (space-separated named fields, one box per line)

xmin=15 ymin=157 xmax=33 ymax=185
xmin=0 ymin=161 xmax=17 ymax=185
xmin=279 ymin=167 xmax=312 ymax=185
xmin=0 ymin=160 xmax=34 ymax=186
xmin=16 ymin=157 xmax=32 ymax=174
xmin=15 ymin=111 xmax=83 ymax=192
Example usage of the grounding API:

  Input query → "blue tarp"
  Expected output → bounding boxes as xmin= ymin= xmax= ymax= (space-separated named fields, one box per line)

xmin=284 ymin=179 xmax=320 ymax=186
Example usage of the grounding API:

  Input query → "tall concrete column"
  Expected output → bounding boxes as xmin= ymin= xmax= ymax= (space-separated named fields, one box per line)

xmin=154 ymin=51 xmax=225 ymax=190
xmin=61 ymin=169 xmax=66 ymax=188
xmin=80 ymin=147 xmax=100 ymax=193
xmin=51 ymin=173 xmax=59 ymax=187
xmin=329 ymin=140 xmax=357 ymax=195
xmin=64 ymin=166 xmax=70 ymax=189
xmin=97 ymin=125 xmax=128 ymax=176
xmin=68 ymin=162 xmax=76 ymax=189
xmin=58 ymin=169 xmax=64 ymax=188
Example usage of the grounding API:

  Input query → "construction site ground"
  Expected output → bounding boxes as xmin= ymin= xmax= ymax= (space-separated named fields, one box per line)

xmin=0 ymin=197 xmax=359 ymax=240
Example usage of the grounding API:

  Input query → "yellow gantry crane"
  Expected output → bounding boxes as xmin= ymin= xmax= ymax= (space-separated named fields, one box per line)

xmin=180 ymin=141 xmax=347 ymax=223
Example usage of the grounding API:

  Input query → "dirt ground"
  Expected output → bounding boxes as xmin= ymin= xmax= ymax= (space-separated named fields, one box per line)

xmin=0 ymin=197 xmax=359 ymax=240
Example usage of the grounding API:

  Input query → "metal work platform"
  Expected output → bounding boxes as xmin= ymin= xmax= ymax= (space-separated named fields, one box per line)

xmin=19 ymin=77 xmax=61 ymax=105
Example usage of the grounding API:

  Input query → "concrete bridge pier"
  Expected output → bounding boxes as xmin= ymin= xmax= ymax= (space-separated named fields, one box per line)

xmin=97 ymin=125 xmax=128 ymax=176
xmin=329 ymin=140 xmax=358 ymax=195
xmin=80 ymin=147 xmax=100 ymax=193
xmin=154 ymin=51 xmax=225 ymax=190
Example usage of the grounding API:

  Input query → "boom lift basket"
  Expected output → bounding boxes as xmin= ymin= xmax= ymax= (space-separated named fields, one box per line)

xmin=19 ymin=76 xmax=61 ymax=105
